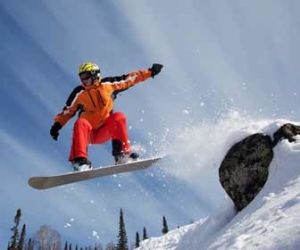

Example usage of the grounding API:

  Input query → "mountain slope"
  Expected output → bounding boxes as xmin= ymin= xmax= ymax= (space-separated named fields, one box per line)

xmin=138 ymin=120 xmax=300 ymax=250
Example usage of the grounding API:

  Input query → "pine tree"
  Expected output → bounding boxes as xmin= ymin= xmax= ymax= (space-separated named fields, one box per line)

xmin=18 ymin=224 xmax=26 ymax=250
xmin=9 ymin=208 xmax=22 ymax=250
xmin=142 ymin=227 xmax=148 ymax=240
xmin=26 ymin=238 xmax=34 ymax=250
xmin=116 ymin=209 xmax=128 ymax=250
xmin=135 ymin=232 xmax=140 ymax=248
xmin=162 ymin=216 xmax=169 ymax=235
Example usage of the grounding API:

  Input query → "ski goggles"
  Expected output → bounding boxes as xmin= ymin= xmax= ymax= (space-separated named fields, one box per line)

xmin=79 ymin=72 xmax=92 ymax=81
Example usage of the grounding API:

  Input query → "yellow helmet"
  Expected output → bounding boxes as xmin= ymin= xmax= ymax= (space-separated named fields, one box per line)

xmin=78 ymin=62 xmax=100 ymax=80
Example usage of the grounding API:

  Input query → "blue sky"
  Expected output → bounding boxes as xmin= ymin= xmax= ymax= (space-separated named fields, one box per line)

xmin=1 ymin=0 xmax=300 ymax=248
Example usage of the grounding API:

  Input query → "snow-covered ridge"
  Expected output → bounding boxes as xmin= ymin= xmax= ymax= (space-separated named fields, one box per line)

xmin=138 ymin=119 xmax=300 ymax=250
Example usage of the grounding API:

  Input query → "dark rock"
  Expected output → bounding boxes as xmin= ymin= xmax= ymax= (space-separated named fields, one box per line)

xmin=273 ymin=123 xmax=300 ymax=147
xmin=219 ymin=133 xmax=273 ymax=211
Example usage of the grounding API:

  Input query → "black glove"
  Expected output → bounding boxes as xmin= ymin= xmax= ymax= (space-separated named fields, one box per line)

xmin=50 ymin=122 xmax=62 ymax=141
xmin=149 ymin=63 xmax=163 ymax=78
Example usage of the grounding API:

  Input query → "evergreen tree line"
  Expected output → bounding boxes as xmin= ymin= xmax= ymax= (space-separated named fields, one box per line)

xmin=7 ymin=208 xmax=170 ymax=250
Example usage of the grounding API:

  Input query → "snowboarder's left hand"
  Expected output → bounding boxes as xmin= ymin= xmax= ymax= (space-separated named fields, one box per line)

xmin=149 ymin=63 xmax=163 ymax=78
xmin=50 ymin=122 xmax=62 ymax=141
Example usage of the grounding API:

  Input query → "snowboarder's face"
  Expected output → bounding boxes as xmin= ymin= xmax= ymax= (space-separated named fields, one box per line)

xmin=82 ymin=77 xmax=93 ymax=86
xmin=80 ymin=72 xmax=93 ymax=86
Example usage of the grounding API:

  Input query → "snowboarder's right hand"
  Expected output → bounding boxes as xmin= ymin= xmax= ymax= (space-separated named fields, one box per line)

xmin=50 ymin=122 xmax=62 ymax=141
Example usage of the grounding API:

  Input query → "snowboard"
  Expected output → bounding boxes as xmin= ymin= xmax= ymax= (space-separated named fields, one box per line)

xmin=28 ymin=157 xmax=163 ymax=190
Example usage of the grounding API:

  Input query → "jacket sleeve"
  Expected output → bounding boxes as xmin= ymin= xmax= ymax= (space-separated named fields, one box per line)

xmin=53 ymin=86 xmax=84 ymax=127
xmin=101 ymin=69 xmax=152 ymax=91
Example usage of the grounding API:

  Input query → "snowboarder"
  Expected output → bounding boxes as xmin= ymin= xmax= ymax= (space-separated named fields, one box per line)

xmin=50 ymin=62 xmax=163 ymax=171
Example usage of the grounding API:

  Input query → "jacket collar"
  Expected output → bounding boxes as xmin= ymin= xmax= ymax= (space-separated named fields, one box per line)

xmin=82 ymin=81 xmax=100 ymax=90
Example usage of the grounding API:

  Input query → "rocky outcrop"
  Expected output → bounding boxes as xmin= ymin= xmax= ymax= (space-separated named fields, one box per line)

xmin=219 ymin=123 xmax=300 ymax=212
xmin=273 ymin=123 xmax=300 ymax=145
xmin=219 ymin=133 xmax=273 ymax=211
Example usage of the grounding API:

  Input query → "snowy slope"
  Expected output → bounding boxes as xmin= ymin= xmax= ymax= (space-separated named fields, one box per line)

xmin=137 ymin=120 xmax=300 ymax=250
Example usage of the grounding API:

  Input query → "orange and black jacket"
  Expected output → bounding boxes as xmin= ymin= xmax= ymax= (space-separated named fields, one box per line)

xmin=54 ymin=69 xmax=152 ymax=129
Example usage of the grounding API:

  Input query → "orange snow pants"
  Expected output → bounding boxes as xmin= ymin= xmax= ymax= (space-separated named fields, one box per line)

xmin=69 ymin=112 xmax=131 ymax=161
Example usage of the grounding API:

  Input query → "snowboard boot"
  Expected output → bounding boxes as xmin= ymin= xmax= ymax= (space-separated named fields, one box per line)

xmin=114 ymin=152 xmax=139 ymax=165
xmin=72 ymin=157 xmax=92 ymax=172
xmin=112 ymin=139 xmax=139 ymax=165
